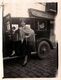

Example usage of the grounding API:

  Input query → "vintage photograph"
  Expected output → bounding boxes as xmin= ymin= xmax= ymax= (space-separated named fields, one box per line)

xmin=2 ymin=0 xmax=58 ymax=78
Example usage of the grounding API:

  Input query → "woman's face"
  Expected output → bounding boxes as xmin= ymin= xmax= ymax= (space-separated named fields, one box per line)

xmin=21 ymin=22 xmax=26 ymax=27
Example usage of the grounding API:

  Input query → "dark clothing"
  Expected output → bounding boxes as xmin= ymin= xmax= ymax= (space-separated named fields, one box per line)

xmin=12 ymin=26 xmax=35 ymax=59
xmin=14 ymin=39 xmax=28 ymax=57
xmin=13 ymin=28 xmax=25 ymax=42
xmin=13 ymin=28 xmax=26 ymax=57
xmin=3 ymin=31 xmax=13 ymax=57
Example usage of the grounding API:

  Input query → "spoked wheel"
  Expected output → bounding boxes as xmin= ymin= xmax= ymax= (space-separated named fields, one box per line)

xmin=38 ymin=41 xmax=51 ymax=59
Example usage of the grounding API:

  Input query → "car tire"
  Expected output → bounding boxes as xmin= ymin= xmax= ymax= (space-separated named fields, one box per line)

xmin=38 ymin=41 xmax=51 ymax=59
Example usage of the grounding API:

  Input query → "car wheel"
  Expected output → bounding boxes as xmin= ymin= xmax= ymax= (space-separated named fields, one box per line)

xmin=38 ymin=41 xmax=51 ymax=59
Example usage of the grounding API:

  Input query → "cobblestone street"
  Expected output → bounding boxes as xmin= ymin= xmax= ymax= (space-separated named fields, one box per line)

xmin=3 ymin=47 xmax=58 ymax=78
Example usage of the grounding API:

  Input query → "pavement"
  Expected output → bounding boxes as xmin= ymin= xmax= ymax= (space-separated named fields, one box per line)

xmin=3 ymin=47 xmax=58 ymax=78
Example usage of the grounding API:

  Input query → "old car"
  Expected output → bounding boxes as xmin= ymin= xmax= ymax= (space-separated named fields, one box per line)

xmin=3 ymin=13 xmax=57 ymax=60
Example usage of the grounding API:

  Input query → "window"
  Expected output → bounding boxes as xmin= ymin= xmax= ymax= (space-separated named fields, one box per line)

xmin=37 ymin=21 xmax=45 ymax=30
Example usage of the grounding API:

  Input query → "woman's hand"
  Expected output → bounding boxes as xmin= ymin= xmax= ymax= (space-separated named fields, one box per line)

xmin=25 ymin=35 xmax=30 ymax=39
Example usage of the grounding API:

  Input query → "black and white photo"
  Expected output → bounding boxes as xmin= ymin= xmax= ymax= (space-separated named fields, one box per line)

xmin=1 ymin=0 xmax=58 ymax=78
